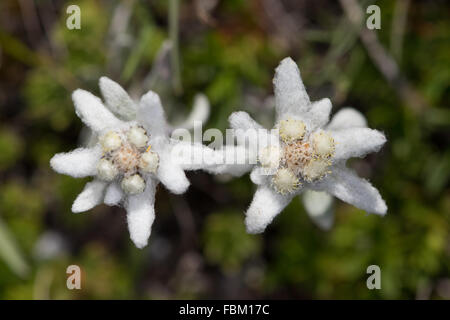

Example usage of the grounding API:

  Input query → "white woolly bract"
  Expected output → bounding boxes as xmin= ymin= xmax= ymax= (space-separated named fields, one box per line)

xmin=125 ymin=180 xmax=157 ymax=249
xmin=72 ymin=89 xmax=123 ymax=133
xmin=72 ymin=180 xmax=107 ymax=213
xmin=314 ymin=166 xmax=387 ymax=215
xmin=245 ymin=185 xmax=296 ymax=234
xmin=302 ymin=190 xmax=334 ymax=230
xmin=273 ymin=57 xmax=310 ymax=118
xmin=51 ymin=79 xmax=228 ymax=248
xmin=104 ymin=182 xmax=123 ymax=206
xmin=99 ymin=77 xmax=137 ymax=121
xmin=138 ymin=91 xmax=168 ymax=137
xmin=221 ymin=57 xmax=388 ymax=233
xmin=326 ymin=107 xmax=367 ymax=130
xmin=50 ymin=146 xmax=101 ymax=178
xmin=331 ymin=127 xmax=386 ymax=160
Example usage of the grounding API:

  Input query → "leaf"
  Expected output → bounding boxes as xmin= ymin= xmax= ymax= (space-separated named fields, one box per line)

xmin=0 ymin=218 xmax=30 ymax=278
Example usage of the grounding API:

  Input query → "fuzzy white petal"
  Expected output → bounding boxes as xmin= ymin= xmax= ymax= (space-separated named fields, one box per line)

xmin=211 ymin=163 xmax=254 ymax=177
xmin=302 ymin=190 xmax=334 ymax=230
xmin=229 ymin=111 xmax=263 ymax=130
xmin=171 ymin=141 xmax=220 ymax=170
xmin=326 ymin=108 xmax=367 ymax=130
xmin=250 ymin=167 xmax=268 ymax=185
xmin=138 ymin=90 xmax=168 ymax=137
xmin=273 ymin=57 xmax=310 ymax=119
xmin=157 ymin=152 xmax=190 ymax=194
xmin=72 ymin=89 xmax=123 ymax=133
xmin=245 ymin=185 xmax=296 ymax=234
xmin=229 ymin=112 xmax=278 ymax=156
xmin=209 ymin=164 xmax=254 ymax=177
xmin=331 ymin=128 xmax=386 ymax=160
xmin=71 ymin=180 xmax=107 ymax=213
xmin=171 ymin=141 xmax=252 ymax=176
xmin=305 ymin=98 xmax=332 ymax=131
xmin=99 ymin=77 xmax=136 ymax=121
xmin=316 ymin=166 xmax=387 ymax=215
xmin=104 ymin=182 xmax=124 ymax=206
xmin=50 ymin=146 xmax=101 ymax=178
xmin=207 ymin=145 xmax=254 ymax=177
xmin=125 ymin=179 xmax=157 ymax=249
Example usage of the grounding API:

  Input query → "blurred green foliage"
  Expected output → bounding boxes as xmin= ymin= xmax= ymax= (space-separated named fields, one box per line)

xmin=0 ymin=128 xmax=24 ymax=170
xmin=0 ymin=0 xmax=448 ymax=299
xmin=202 ymin=211 xmax=261 ymax=274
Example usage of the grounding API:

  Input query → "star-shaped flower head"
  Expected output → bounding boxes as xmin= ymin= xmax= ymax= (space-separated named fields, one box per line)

xmin=228 ymin=57 xmax=387 ymax=234
xmin=301 ymin=107 xmax=371 ymax=230
xmin=50 ymin=78 xmax=216 ymax=248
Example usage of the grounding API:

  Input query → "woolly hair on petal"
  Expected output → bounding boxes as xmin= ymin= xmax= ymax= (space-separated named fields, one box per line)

xmin=302 ymin=190 xmax=334 ymax=230
xmin=71 ymin=180 xmax=107 ymax=213
xmin=228 ymin=112 xmax=280 ymax=149
xmin=210 ymin=163 xmax=254 ymax=178
xmin=172 ymin=141 xmax=223 ymax=171
xmin=99 ymin=77 xmax=137 ymax=121
xmin=50 ymin=146 xmax=102 ymax=178
xmin=207 ymin=144 xmax=256 ymax=177
xmin=125 ymin=180 xmax=157 ymax=249
xmin=104 ymin=182 xmax=124 ymax=206
xmin=250 ymin=167 xmax=268 ymax=185
xmin=316 ymin=166 xmax=387 ymax=215
xmin=304 ymin=98 xmax=332 ymax=131
xmin=229 ymin=111 xmax=264 ymax=130
xmin=326 ymin=108 xmax=367 ymax=130
xmin=245 ymin=185 xmax=296 ymax=234
xmin=138 ymin=90 xmax=168 ymax=137
xmin=273 ymin=57 xmax=311 ymax=119
xmin=72 ymin=89 xmax=123 ymax=133
xmin=331 ymin=127 xmax=386 ymax=160
xmin=156 ymin=155 xmax=190 ymax=194
xmin=205 ymin=145 xmax=254 ymax=177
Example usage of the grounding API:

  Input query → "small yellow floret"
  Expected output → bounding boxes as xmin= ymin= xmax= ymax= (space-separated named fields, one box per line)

xmin=97 ymin=159 xmax=119 ymax=181
xmin=272 ymin=168 xmax=301 ymax=194
xmin=121 ymin=174 xmax=145 ymax=194
xmin=279 ymin=119 xmax=306 ymax=143
xmin=139 ymin=150 xmax=159 ymax=174
xmin=258 ymin=146 xmax=282 ymax=169
xmin=302 ymin=158 xmax=331 ymax=182
xmin=312 ymin=131 xmax=335 ymax=158
xmin=127 ymin=126 xmax=148 ymax=148
xmin=100 ymin=131 xmax=122 ymax=152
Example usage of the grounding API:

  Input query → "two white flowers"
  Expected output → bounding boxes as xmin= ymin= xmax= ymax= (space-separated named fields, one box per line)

xmin=50 ymin=57 xmax=387 ymax=248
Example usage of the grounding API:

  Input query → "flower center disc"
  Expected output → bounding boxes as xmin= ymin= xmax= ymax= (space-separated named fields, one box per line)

xmin=283 ymin=141 xmax=312 ymax=176
xmin=113 ymin=145 xmax=141 ymax=173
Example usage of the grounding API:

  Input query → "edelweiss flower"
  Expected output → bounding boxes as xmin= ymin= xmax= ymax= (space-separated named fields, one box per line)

xmin=228 ymin=57 xmax=387 ymax=234
xmin=50 ymin=78 xmax=217 ymax=248
xmin=301 ymin=107 xmax=370 ymax=230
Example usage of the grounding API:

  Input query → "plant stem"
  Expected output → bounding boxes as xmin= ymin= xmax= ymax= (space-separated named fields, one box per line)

xmin=169 ymin=0 xmax=182 ymax=95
